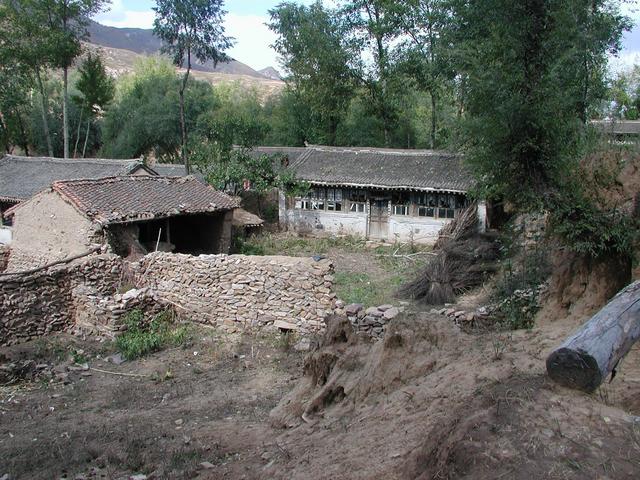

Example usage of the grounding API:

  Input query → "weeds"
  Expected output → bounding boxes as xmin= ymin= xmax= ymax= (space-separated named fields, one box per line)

xmin=236 ymin=232 xmax=369 ymax=256
xmin=116 ymin=309 xmax=191 ymax=360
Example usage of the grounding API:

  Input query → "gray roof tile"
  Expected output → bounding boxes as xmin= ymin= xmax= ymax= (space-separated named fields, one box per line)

xmin=0 ymin=155 xmax=149 ymax=201
xmin=289 ymin=146 xmax=473 ymax=193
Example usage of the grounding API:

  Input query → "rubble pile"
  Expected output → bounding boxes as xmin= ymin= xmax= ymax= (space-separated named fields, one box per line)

xmin=73 ymin=286 xmax=167 ymax=339
xmin=337 ymin=302 xmax=402 ymax=338
xmin=0 ymin=246 xmax=8 ymax=273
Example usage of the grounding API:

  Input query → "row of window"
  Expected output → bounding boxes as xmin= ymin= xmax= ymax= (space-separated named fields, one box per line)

xmin=295 ymin=188 xmax=465 ymax=219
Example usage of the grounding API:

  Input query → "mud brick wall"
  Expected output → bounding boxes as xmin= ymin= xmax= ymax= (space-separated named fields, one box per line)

xmin=134 ymin=253 xmax=336 ymax=333
xmin=0 ymin=255 xmax=122 ymax=346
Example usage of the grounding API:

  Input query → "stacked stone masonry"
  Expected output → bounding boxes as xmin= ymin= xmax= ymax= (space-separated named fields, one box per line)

xmin=133 ymin=253 xmax=336 ymax=334
xmin=0 ymin=246 xmax=8 ymax=273
xmin=0 ymin=255 xmax=122 ymax=346
xmin=0 ymin=252 xmax=336 ymax=346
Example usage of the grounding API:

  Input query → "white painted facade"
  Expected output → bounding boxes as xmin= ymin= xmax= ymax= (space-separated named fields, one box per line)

xmin=280 ymin=192 xmax=486 ymax=244
xmin=0 ymin=226 xmax=11 ymax=245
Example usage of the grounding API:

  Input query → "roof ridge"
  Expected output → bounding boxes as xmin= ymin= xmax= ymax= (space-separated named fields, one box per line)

xmin=54 ymin=175 xmax=192 ymax=187
xmin=3 ymin=154 xmax=142 ymax=165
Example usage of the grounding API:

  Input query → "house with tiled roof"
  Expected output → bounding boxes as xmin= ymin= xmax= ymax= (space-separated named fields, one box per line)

xmin=0 ymin=155 xmax=155 ymax=216
xmin=279 ymin=146 xmax=483 ymax=244
xmin=4 ymin=176 xmax=238 ymax=271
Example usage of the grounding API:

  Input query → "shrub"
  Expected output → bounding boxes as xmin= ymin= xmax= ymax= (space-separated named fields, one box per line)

xmin=116 ymin=309 xmax=190 ymax=360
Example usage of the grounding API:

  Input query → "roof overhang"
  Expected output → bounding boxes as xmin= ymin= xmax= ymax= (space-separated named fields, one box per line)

xmin=299 ymin=180 xmax=469 ymax=195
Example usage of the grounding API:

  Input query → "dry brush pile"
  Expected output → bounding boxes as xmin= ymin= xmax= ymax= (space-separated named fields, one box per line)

xmin=399 ymin=204 xmax=500 ymax=304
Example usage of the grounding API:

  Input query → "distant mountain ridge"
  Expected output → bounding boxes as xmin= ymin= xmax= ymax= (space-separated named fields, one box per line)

xmin=87 ymin=21 xmax=282 ymax=80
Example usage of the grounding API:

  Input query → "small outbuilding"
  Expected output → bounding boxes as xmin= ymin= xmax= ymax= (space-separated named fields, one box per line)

xmin=4 ymin=175 xmax=238 ymax=271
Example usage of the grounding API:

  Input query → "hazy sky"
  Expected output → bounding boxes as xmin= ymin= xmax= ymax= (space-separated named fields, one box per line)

xmin=95 ymin=0 xmax=640 ymax=72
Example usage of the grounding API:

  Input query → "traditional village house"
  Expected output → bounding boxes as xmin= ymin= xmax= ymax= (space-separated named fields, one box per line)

xmin=277 ymin=146 xmax=484 ymax=244
xmin=0 ymin=155 xmax=156 ymax=246
xmin=3 ymin=176 xmax=238 ymax=272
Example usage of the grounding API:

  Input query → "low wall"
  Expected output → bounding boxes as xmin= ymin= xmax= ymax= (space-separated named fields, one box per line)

xmin=0 ymin=255 xmax=122 ymax=346
xmin=1 ymin=251 xmax=338 ymax=346
xmin=0 ymin=246 xmax=8 ymax=273
xmin=134 ymin=253 xmax=335 ymax=333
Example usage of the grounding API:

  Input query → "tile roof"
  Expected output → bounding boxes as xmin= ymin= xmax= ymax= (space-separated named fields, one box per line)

xmin=51 ymin=175 xmax=238 ymax=224
xmin=232 ymin=208 xmax=264 ymax=227
xmin=149 ymin=163 xmax=207 ymax=182
xmin=288 ymin=146 xmax=474 ymax=193
xmin=0 ymin=155 xmax=150 ymax=202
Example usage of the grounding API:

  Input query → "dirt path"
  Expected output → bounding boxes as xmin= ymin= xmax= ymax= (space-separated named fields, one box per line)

xmin=0 ymin=330 xmax=304 ymax=480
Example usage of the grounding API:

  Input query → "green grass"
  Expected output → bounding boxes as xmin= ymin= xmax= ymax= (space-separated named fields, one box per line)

xmin=236 ymin=232 xmax=369 ymax=256
xmin=116 ymin=309 xmax=191 ymax=360
xmin=334 ymin=271 xmax=405 ymax=307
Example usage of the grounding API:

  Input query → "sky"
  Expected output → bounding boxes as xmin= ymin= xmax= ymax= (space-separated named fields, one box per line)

xmin=95 ymin=0 xmax=640 ymax=73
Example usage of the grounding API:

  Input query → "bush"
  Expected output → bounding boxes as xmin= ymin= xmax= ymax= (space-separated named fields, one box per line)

xmin=116 ymin=309 xmax=190 ymax=360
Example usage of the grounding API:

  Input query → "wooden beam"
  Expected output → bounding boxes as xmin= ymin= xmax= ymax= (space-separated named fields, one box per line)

xmin=546 ymin=281 xmax=640 ymax=393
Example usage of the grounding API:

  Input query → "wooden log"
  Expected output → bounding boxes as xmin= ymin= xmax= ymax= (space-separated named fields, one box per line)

xmin=546 ymin=281 xmax=640 ymax=393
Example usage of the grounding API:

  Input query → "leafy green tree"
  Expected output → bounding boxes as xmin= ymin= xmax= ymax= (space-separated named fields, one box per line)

xmin=392 ymin=0 xmax=456 ymax=149
xmin=269 ymin=1 xmax=355 ymax=145
xmin=0 ymin=0 xmax=58 ymax=156
xmin=454 ymin=0 xmax=630 ymax=210
xmin=73 ymin=52 xmax=115 ymax=157
xmin=153 ymin=0 xmax=234 ymax=174
xmin=341 ymin=0 xmax=402 ymax=146
xmin=102 ymin=57 xmax=217 ymax=160
xmin=0 ymin=63 xmax=32 ymax=155
xmin=41 ymin=0 xmax=109 ymax=159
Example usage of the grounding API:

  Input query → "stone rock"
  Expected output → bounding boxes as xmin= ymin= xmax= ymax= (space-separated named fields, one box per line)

xmin=383 ymin=307 xmax=400 ymax=320
xmin=294 ymin=338 xmax=312 ymax=352
xmin=335 ymin=299 xmax=345 ymax=309
xmin=199 ymin=462 xmax=215 ymax=470
xmin=454 ymin=311 xmax=466 ymax=318
xmin=274 ymin=320 xmax=299 ymax=331
xmin=378 ymin=304 xmax=393 ymax=312
xmin=107 ymin=353 xmax=125 ymax=365
xmin=129 ymin=475 xmax=147 ymax=480
xmin=345 ymin=303 xmax=364 ymax=315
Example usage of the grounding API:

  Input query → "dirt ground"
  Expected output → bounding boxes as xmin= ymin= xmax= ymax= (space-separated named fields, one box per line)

xmin=2 ymin=241 xmax=640 ymax=479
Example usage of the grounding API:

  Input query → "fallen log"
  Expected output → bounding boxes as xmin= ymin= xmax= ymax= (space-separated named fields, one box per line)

xmin=546 ymin=281 xmax=640 ymax=393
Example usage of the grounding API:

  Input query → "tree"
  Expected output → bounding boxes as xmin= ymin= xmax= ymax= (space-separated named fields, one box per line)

xmin=341 ymin=0 xmax=402 ymax=146
xmin=392 ymin=0 xmax=456 ymax=149
xmin=41 ymin=0 xmax=109 ymax=159
xmin=454 ymin=0 xmax=630 ymax=210
xmin=101 ymin=57 xmax=217 ymax=160
xmin=0 ymin=63 xmax=32 ymax=155
xmin=269 ymin=1 xmax=355 ymax=145
xmin=153 ymin=0 xmax=234 ymax=174
xmin=0 ymin=0 xmax=57 ymax=156
xmin=73 ymin=52 xmax=114 ymax=157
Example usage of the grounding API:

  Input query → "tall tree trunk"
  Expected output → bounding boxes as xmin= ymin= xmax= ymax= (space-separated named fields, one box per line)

xmin=82 ymin=118 xmax=91 ymax=158
xmin=430 ymin=90 xmax=437 ymax=149
xmin=179 ymin=49 xmax=192 ymax=175
xmin=73 ymin=106 xmax=83 ymax=158
xmin=0 ymin=111 xmax=9 ymax=153
xmin=63 ymin=66 xmax=69 ymax=159
xmin=35 ymin=67 xmax=53 ymax=157
xmin=15 ymin=109 xmax=29 ymax=156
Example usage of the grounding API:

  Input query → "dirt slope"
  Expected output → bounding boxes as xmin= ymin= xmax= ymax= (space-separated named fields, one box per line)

xmin=257 ymin=314 xmax=640 ymax=480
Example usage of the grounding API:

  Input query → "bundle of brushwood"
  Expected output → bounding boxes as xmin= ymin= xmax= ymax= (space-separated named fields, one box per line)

xmin=399 ymin=203 xmax=500 ymax=304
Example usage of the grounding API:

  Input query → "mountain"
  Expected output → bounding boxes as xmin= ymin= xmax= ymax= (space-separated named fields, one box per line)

xmin=258 ymin=67 xmax=283 ymax=81
xmin=87 ymin=21 xmax=269 ymax=79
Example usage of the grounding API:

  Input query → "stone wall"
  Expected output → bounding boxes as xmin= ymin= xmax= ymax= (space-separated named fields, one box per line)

xmin=0 ymin=255 xmax=122 ymax=346
xmin=1 ymin=251 xmax=338 ymax=346
xmin=133 ymin=252 xmax=335 ymax=333
xmin=0 ymin=246 xmax=8 ymax=273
